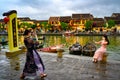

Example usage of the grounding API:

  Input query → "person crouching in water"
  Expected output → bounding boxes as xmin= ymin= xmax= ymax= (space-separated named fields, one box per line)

xmin=20 ymin=29 xmax=47 ymax=79
xmin=93 ymin=35 xmax=109 ymax=63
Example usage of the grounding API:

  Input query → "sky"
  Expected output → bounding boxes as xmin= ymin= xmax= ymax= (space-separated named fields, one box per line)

xmin=0 ymin=0 xmax=120 ymax=20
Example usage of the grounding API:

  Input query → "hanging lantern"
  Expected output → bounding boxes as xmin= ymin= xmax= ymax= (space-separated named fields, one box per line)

xmin=4 ymin=17 xmax=9 ymax=23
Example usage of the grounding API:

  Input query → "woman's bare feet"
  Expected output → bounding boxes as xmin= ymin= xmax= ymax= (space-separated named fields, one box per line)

xmin=93 ymin=58 xmax=98 ymax=63
xmin=20 ymin=73 xmax=25 ymax=79
xmin=40 ymin=73 xmax=47 ymax=78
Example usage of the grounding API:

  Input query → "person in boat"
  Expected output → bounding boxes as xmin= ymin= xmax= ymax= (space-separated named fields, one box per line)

xmin=93 ymin=35 xmax=109 ymax=63
xmin=20 ymin=29 xmax=47 ymax=79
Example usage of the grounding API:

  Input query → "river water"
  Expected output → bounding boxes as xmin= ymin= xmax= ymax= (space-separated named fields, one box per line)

xmin=41 ymin=35 xmax=120 ymax=61
xmin=1 ymin=35 xmax=120 ymax=61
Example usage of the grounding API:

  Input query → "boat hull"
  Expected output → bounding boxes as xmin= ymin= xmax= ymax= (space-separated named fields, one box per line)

xmin=69 ymin=42 xmax=82 ymax=55
xmin=82 ymin=43 xmax=96 ymax=57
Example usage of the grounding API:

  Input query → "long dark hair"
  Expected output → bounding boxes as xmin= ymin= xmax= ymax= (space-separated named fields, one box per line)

xmin=23 ymin=29 xmax=31 ymax=36
xmin=103 ymin=35 xmax=109 ymax=45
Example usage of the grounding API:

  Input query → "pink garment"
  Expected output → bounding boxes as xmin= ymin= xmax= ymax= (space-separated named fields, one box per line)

xmin=93 ymin=40 xmax=107 ymax=61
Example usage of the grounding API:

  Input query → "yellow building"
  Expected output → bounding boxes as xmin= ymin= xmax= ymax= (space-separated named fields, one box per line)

xmin=48 ymin=16 xmax=60 ymax=29
xmin=92 ymin=18 xmax=105 ymax=32
xmin=17 ymin=17 xmax=34 ymax=25
xmin=48 ymin=16 xmax=71 ymax=31
xmin=70 ymin=13 xmax=93 ymax=31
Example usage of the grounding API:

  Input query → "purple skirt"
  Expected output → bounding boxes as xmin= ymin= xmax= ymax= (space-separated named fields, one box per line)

xmin=33 ymin=50 xmax=44 ymax=74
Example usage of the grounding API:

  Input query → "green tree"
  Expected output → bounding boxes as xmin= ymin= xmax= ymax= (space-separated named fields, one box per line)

xmin=107 ymin=20 xmax=115 ymax=28
xmin=60 ymin=22 xmax=68 ymax=30
xmin=19 ymin=22 xmax=32 ymax=28
xmin=103 ymin=23 xmax=107 ymax=28
xmin=31 ymin=24 xmax=36 ymax=29
xmin=0 ymin=23 xmax=2 ymax=30
xmin=40 ymin=22 xmax=51 ymax=32
xmin=0 ymin=24 xmax=2 ymax=31
xmin=85 ymin=21 xmax=93 ymax=31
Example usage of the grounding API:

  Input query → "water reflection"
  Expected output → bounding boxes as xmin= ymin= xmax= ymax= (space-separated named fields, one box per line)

xmin=94 ymin=62 xmax=107 ymax=80
xmin=42 ymin=36 xmax=120 ymax=61
xmin=1 ymin=35 xmax=120 ymax=61
xmin=44 ymin=36 xmax=98 ymax=47
xmin=6 ymin=54 xmax=20 ymax=71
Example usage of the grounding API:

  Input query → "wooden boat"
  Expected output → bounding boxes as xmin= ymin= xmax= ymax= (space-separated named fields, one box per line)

xmin=40 ymin=47 xmax=56 ymax=53
xmin=82 ymin=43 xmax=96 ymax=56
xmin=69 ymin=42 xmax=82 ymax=55
xmin=64 ymin=31 xmax=74 ymax=36
xmin=0 ymin=40 xmax=8 ymax=45
xmin=40 ymin=45 xmax=64 ymax=53
xmin=0 ymin=40 xmax=8 ymax=49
